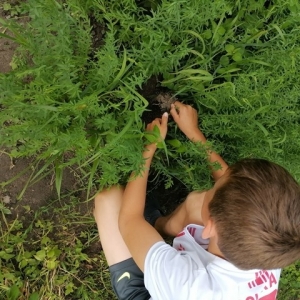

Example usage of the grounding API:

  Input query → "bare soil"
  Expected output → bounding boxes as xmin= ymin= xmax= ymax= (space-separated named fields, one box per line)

xmin=0 ymin=4 xmax=17 ymax=73
xmin=0 ymin=150 xmax=88 ymax=225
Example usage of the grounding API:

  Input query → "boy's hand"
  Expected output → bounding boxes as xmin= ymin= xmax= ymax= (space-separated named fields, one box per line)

xmin=145 ymin=112 xmax=169 ymax=152
xmin=170 ymin=101 xmax=205 ymax=142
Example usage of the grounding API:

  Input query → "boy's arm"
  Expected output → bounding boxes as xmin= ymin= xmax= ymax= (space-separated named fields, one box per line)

xmin=155 ymin=190 xmax=206 ymax=237
xmin=170 ymin=101 xmax=228 ymax=181
xmin=118 ymin=114 xmax=168 ymax=272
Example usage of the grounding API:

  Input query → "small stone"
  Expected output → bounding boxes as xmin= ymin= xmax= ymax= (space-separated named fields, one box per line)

xmin=3 ymin=195 xmax=11 ymax=204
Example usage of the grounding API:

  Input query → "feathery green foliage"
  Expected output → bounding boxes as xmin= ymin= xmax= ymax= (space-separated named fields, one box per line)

xmin=1 ymin=0 xmax=300 ymax=191
xmin=0 ymin=0 xmax=300 ymax=297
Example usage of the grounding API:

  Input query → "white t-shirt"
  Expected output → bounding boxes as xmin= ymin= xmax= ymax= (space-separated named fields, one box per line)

xmin=144 ymin=224 xmax=280 ymax=300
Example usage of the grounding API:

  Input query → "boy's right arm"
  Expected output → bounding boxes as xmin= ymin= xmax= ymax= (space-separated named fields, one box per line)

xmin=170 ymin=101 xmax=228 ymax=181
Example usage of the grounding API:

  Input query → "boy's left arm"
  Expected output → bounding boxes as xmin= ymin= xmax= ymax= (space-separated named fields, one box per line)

xmin=119 ymin=113 xmax=168 ymax=272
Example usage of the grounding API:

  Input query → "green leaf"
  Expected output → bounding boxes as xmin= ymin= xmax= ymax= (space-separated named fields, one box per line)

xmin=202 ymin=29 xmax=212 ymax=39
xmin=108 ymin=48 xmax=131 ymax=90
xmin=65 ymin=282 xmax=75 ymax=295
xmin=54 ymin=160 xmax=63 ymax=199
xmin=182 ymin=30 xmax=205 ymax=54
xmin=29 ymin=292 xmax=39 ymax=300
xmin=217 ymin=26 xmax=226 ymax=36
xmin=47 ymin=248 xmax=61 ymax=259
xmin=183 ymin=75 xmax=214 ymax=82
xmin=3 ymin=3 xmax=11 ymax=11
xmin=0 ymin=251 xmax=14 ymax=260
xmin=1 ymin=206 xmax=12 ymax=215
xmin=253 ymin=121 xmax=269 ymax=136
xmin=247 ymin=59 xmax=272 ymax=67
xmin=8 ymin=285 xmax=20 ymax=300
xmin=188 ymin=49 xmax=204 ymax=60
xmin=217 ymin=67 xmax=241 ymax=75
xmin=176 ymin=145 xmax=187 ymax=153
xmin=247 ymin=30 xmax=268 ymax=42
xmin=19 ymin=259 xmax=28 ymax=268
xmin=24 ymin=251 xmax=33 ymax=259
xmin=225 ymin=44 xmax=235 ymax=54
xmin=232 ymin=52 xmax=243 ymax=62
xmin=220 ymin=55 xmax=229 ymax=66
xmin=41 ymin=236 xmax=51 ymax=245
xmin=167 ymin=139 xmax=182 ymax=148
xmin=34 ymin=250 xmax=46 ymax=261
xmin=144 ymin=133 xmax=157 ymax=144
xmin=156 ymin=141 xmax=164 ymax=149
xmin=46 ymin=260 xmax=57 ymax=270
xmin=176 ymin=69 xmax=212 ymax=76
xmin=153 ymin=125 xmax=160 ymax=136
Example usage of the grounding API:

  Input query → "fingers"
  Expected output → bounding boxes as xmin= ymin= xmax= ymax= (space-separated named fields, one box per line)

xmin=146 ymin=113 xmax=168 ymax=140
xmin=161 ymin=112 xmax=168 ymax=128
xmin=146 ymin=116 xmax=165 ymax=130
xmin=173 ymin=101 xmax=184 ymax=108
xmin=170 ymin=103 xmax=179 ymax=122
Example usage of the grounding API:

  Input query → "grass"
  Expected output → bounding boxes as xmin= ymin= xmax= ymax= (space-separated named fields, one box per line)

xmin=0 ymin=195 xmax=115 ymax=300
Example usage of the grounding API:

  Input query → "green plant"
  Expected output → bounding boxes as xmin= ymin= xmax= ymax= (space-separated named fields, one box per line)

xmin=279 ymin=261 xmax=300 ymax=300
xmin=1 ymin=0 xmax=300 ymax=194
xmin=1 ymin=2 xmax=23 ymax=18
xmin=0 ymin=196 xmax=114 ymax=299
xmin=0 ymin=1 xmax=300 ymax=298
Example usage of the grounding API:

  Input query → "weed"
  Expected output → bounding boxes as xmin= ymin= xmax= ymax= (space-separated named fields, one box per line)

xmin=0 ymin=0 xmax=300 ymax=298
xmin=279 ymin=261 xmax=300 ymax=300
xmin=0 ymin=196 xmax=114 ymax=299
xmin=1 ymin=0 xmax=300 ymax=193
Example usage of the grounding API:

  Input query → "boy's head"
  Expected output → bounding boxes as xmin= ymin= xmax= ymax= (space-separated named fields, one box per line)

xmin=209 ymin=158 xmax=300 ymax=270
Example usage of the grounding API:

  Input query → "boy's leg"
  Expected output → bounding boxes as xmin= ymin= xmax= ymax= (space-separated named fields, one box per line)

xmin=94 ymin=185 xmax=150 ymax=300
xmin=94 ymin=185 xmax=131 ymax=266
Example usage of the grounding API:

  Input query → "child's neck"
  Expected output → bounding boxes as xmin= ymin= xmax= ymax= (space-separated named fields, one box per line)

xmin=208 ymin=238 xmax=226 ymax=260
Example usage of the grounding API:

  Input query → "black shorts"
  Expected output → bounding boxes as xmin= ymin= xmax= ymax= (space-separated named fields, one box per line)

xmin=110 ymin=258 xmax=151 ymax=300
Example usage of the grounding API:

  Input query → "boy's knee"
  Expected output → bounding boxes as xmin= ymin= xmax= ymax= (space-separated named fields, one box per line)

xmin=185 ymin=190 xmax=202 ymax=203
xmin=94 ymin=185 xmax=124 ymax=216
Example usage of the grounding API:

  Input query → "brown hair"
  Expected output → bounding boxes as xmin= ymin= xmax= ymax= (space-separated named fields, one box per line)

xmin=209 ymin=158 xmax=300 ymax=270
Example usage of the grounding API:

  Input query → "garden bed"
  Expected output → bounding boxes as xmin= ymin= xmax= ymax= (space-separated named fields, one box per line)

xmin=1 ymin=0 xmax=300 ymax=299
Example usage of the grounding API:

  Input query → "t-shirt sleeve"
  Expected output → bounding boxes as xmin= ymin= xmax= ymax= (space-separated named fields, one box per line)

xmin=144 ymin=242 xmax=213 ymax=300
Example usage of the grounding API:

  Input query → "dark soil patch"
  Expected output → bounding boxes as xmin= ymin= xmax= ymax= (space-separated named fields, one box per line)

xmin=140 ymin=75 xmax=189 ymax=212
xmin=147 ymin=172 xmax=189 ymax=216
xmin=89 ymin=14 xmax=106 ymax=53
xmin=0 ymin=150 xmax=91 ymax=227
xmin=140 ymin=75 xmax=177 ymax=124
xmin=135 ymin=0 xmax=162 ymax=12
xmin=0 ymin=5 xmax=18 ymax=73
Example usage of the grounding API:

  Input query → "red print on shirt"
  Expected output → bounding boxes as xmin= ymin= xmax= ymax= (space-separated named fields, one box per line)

xmin=245 ymin=289 xmax=277 ymax=300
xmin=177 ymin=244 xmax=185 ymax=251
xmin=245 ymin=270 xmax=278 ymax=300
xmin=187 ymin=227 xmax=196 ymax=237
xmin=247 ymin=270 xmax=277 ymax=290
xmin=176 ymin=231 xmax=185 ymax=237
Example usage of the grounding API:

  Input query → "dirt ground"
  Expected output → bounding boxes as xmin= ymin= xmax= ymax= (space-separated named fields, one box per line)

xmin=0 ymin=6 xmax=16 ymax=73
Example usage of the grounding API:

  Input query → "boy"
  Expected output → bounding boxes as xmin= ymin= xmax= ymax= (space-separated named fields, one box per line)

xmin=94 ymin=101 xmax=300 ymax=300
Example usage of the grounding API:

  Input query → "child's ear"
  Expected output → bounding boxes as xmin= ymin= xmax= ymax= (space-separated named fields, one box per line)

xmin=202 ymin=218 xmax=217 ymax=239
